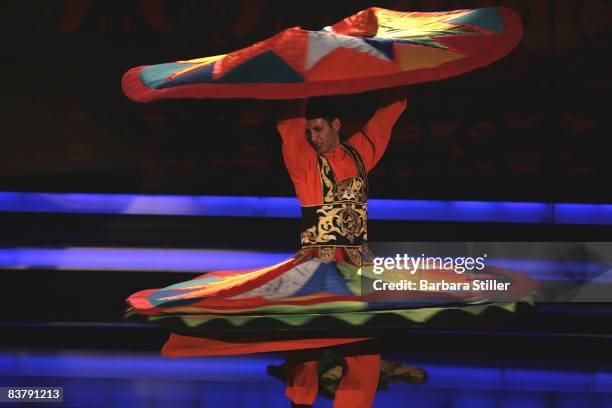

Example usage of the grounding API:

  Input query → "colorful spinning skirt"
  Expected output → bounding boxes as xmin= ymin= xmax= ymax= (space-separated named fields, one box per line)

xmin=125 ymin=247 xmax=540 ymax=356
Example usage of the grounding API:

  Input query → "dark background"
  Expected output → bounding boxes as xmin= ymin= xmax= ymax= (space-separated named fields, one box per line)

xmin=1 ymin=0 xmax=611 ymax=202
xmin=2 ymin=2 xmax=612 ymax=368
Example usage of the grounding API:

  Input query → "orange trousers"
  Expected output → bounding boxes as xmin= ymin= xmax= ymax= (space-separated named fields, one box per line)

xmin=285 ymin=341 xmax=381 ymax=408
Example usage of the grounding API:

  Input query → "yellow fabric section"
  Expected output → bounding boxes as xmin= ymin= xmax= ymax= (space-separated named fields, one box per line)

xmin=336 ymin=262 xmax=364 ymax=295
xmin=373 ymin=9 xmax=471 ymax=42
xmin=178 ymin=54 xmax=227 ymax=64
xmin=396 ymin=44 xmax=465 ymax=70
xmin=157 ymin=258 xmax=295 ymax=301
xmin=168 ymin=53 xmax=227 ymax=79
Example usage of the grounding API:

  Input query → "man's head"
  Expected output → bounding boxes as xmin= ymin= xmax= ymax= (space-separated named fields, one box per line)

xmin=305 ymin=97 xmax=341 ymax=154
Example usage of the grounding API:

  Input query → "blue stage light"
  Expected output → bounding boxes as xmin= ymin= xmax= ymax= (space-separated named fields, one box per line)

xmin=1 ymin=350 xmax=611 ymax=408
xmin=1 ymin=192 xmax=611 ymax=224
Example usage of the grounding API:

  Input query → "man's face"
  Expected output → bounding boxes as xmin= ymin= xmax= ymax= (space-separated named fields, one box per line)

xmin=306 ymin=118 xmax=341 ymax=154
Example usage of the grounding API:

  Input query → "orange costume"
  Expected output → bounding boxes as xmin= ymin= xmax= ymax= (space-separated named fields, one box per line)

xmin=276 ymin=97 xmax=407 ymax=407
xmin=155 ymin=97 xmax=407 ymax=408
xmin=278 ymin=98 xmax=407 ymax=206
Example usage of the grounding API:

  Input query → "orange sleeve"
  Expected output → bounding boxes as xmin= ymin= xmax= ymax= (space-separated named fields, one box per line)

xmin=276 ymin=100 xmax=317 ymax=182
xmin=347 ymin=97 xmax=407 ymax=172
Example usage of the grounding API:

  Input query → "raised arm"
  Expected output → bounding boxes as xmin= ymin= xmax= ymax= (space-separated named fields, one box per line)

xmin=276 ymin=99 xmax=316 ymax=182
xmin=347 ymin=89 xmax=408 ymax=172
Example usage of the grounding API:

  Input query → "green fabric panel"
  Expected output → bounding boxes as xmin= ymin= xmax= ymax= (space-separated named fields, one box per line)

xmin=270 ymin=314 xmax=318 ymax=326
xmin=224 ymin=315 xmax=257 ymax=327
xmin=445 ymin=8 xmax=504 ymax=34
xmin=180 ymin=316 xmax=211 ymax=327
xmin=166 ymin=301 xmax=368 ymax=315
xmin=147 ymin=315 xmax=168 ymax=322
xmin=333 ymin=311 xmax=374 ymax=325
xmin=217 ymin=51 xmax=304 ymax=83
xmin=140 ymin=63 xmax=190 ymax=88
xmin=391 ymin=306 xmax=441 ymax=322
xmin=134 ymin=294 xmax=538 ymax=329
xmin=336 ymin=262 xmax=364 ymax=295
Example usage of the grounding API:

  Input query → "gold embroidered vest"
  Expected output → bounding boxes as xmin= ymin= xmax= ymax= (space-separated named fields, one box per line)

xmin=300 ymin=143 xmax=368 ymax=254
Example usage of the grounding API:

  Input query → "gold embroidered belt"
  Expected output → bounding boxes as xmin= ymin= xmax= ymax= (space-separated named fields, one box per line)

xmin=300 ymin=202 xmax=367 ymax=247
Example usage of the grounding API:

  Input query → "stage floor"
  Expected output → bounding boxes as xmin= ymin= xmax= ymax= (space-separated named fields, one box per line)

xmin=2 ymin=347 xmax=612 ymax=408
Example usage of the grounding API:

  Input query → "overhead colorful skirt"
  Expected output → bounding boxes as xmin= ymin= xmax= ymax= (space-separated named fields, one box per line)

xmin=125 ymin=247 xmax=540 ymax=356
xmin=122 ymin=6 xmax=523 ymax=101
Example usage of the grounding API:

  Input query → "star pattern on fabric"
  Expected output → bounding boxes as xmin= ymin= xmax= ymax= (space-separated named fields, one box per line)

xmin=306 ymin=30 xmax=392 ymax=70
xmin=124 ymin=6 xmax=521 ymax=102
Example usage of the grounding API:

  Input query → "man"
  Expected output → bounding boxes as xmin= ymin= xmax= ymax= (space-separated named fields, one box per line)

xmin=126 ymin=88 xmax=409 ymax=408
xmin=277 ymin=89 xmax=408 ymax=408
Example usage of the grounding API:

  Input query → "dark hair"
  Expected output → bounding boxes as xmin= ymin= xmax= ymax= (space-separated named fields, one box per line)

xmin=305 ymin=97 xmax=339 ymax=124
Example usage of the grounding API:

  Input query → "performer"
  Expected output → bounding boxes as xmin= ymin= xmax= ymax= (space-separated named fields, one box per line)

xmin=277 ymin=89 xmax=407 ymax=408
xmin=125 ymin=87 xmax=538 ymax=407
xmin=125 ymin=86 xmax=537 ymax=406
xmin=123 ymin=6 xmax=536 ymax=407
xmin=127 ymin=89 xmax=409 ymax=408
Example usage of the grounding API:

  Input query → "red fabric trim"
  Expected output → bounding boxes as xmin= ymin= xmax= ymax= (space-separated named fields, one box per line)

xmin=161 ymin=332 xmax=372 ymax=356
xmin=125 ymin=288 xmax=162 ymax=313
xmin=121 ymin=7 xmax=522 ymax=102
xmin=125 ymin=256 xmax=302 ymax=314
